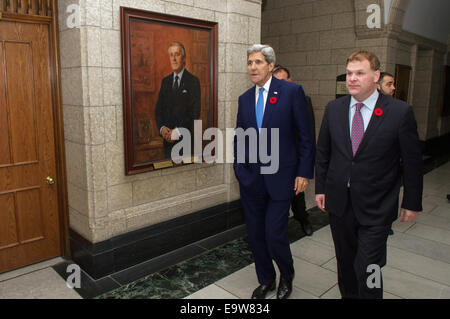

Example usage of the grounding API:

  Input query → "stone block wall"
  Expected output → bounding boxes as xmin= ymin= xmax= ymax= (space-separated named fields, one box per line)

xmin=58 ymin=0 xmax=262 ymax=243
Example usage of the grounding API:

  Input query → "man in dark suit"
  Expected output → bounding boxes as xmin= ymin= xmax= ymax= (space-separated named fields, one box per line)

xmin=378 ymin=71 xmax=397 ymax=236
xmin=315 ymin=51 xmax=423 ymax=299
xmin=155 ymin=41 xmax=201 ymax=158
xmin=234 ymin=45 xmax=314 ymax=299
xmin=272 ymin=64 xmax=315 ymax=236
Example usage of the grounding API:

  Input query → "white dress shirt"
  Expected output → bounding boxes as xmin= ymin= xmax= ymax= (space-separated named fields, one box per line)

xmin=349 ymin=89 xmax=379 ymax=135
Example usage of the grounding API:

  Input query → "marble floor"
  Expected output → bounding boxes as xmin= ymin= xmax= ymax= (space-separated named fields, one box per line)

xmin=1 ymin=160 xmax=449 ymax=299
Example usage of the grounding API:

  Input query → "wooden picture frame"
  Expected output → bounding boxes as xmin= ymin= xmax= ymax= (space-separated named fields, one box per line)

xmin=121 ymin=7 xmax=218 ymax=175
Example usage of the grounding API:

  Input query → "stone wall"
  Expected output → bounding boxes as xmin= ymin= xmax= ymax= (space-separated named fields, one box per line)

xmin=58 ymin=0 xmax=262 ymax=243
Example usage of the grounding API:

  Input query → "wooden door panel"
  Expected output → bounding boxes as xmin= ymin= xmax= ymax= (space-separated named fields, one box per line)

xmin=0 ymin=20 xmax=61 ymax=273
xmin=0 ymin=165 xmax=40 ymax=189
xmin=16 ymin=188 xmax=44 ymax=244
xmin=0 ymin=193 xmax=18 ymax=250
xmin=0 ymin=44 xmax=12 ymax=165
xmin=4 ymin=41 xmax=38 ymax=164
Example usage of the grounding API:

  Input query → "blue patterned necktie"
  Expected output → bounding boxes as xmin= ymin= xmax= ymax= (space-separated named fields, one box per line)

xmin=351 ymin=103 xmax=365 ymax=156
xmin=256 ymin=87 xmax=265 ymax=130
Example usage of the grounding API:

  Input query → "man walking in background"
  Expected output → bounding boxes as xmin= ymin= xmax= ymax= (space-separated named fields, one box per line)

xmin=378 ymin=72 xmax=396 ymax=96
xmin=272 ymin=65 xmax=315 ymax=236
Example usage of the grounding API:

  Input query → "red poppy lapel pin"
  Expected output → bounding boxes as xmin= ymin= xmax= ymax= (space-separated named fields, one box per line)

xmin=270 ymin=93 xmax=278 ymax=104
xmin=374 ymin=107 xmax=383 ymax=116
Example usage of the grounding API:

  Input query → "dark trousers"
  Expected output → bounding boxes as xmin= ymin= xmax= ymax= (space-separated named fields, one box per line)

xmin=291 ymin=191 xmax=308 ymax=222
xmin=329 ymin=196 xmax=391 ymax=299
xmin=241 ymin=190 xmax=294 ymax=286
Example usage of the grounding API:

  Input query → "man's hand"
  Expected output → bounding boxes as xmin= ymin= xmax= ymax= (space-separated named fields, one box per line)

xmin=399 ymin=208 xmax=419 ymax=223
xmin=315 ymin=194 xmax=326 ymax=212
xmin=160 ymin=126 xmax=176 ymax=143
xmin=294 ymin=177 xmax=309 ymax=195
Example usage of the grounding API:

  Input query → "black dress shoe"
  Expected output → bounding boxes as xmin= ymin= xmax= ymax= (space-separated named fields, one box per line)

xmin=389 ymin=229 xmax=394 ymax=236
xmin=298 ymin=219 xmax=313 ymax=236
xmin=251 ymin=282 xmax=275 ymax=299
xmin=277 ymin=276 xmax=293 ymax=299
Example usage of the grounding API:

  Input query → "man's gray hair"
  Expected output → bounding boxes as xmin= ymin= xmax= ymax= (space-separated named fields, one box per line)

xmin=168 ymin=41 xmax=186 ymax=57
xmin=247 ymin=44 xmax=276 ymax=65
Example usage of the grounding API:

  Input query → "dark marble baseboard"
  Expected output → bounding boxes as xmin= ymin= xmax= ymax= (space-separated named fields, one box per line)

xmin=69 ymin=200 xmax=245 ymax=280
xmin=54 ymin=225 xmax=249 ymax=299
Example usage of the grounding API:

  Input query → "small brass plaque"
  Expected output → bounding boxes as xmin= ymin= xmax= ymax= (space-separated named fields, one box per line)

xmin=153 ymin=160 xmax=173 ymax=170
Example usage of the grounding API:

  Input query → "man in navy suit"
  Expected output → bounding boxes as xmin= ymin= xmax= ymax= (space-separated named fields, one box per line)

xmin=233 ymin=45 xmax=314 ymax=299
xmin=315 ymin=51 xmax=423 ymax=298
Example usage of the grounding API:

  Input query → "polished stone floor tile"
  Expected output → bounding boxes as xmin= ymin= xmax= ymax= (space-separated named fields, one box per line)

xmin=290 ymin=238 xmax=335 ymax=266
xmin=387 ymin=246 xmax=450 ymax=286
xmin=415 ymin=213 xmax=450 ymax=231
xmin=423 ymin=194 xmax=450 ymax=207
xmin=215 ymin=264 xmax=265 ymax=299
xmin=319 ymin=279 xmax=402 ymax=299
xmin=405 ymin=223 xmax=450 ymax=245
xmin=319 ymin=284 xmax=340 ymax=299
xmin=0 ymin=257 xmax=64 ymax=282
xmin=387 ymin=231 xmax=450 ymax=264
xmin=97 ymin=273 xmax=189 ymax=299
xmin=185 ymin=284 xmax=239 ymax=299
xmin=309 ymin=225 xmax=335 ymax=247
xmin=321 ymin=257 xmax=337 ymax=273
xmin=428 ymin=205 xmax=450 ymax=218
xmin=391 ymin=219 xmax=415 ymax=233
xmin=269 ymin=286 xmax=319 ymax=299
xmin=0 ymin=268 xmax=81 ymax=299
xmin=291 ymin=257 xmax=337 ymax=297
xmin=383 ymin=266 xmax=450 ymax=299
xmin=421 ymin=198 xmax=439 ymax=214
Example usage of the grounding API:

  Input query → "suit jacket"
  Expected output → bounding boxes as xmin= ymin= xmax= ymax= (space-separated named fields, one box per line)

xmin=315 ymin=93 xmax=423 ymax=226
xmin=233 ymin=77 xmax=315 ymax=201
xmin=304 ymin=95 xmax=316 ymax=145
xmin=155 ymin=69 xmax=201 ymax=150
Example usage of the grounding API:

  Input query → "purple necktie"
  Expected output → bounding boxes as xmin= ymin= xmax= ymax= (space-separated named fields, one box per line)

xmin=351 ymin=103 xmax=364 ymax=156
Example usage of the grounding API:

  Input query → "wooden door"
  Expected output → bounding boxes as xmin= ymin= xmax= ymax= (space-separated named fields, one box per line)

xmin=0 ymin=19 xmax=61 ymax=273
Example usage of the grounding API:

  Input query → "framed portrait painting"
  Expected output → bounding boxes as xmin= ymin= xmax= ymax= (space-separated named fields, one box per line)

xmin=121 ymin=7 xmax=218 ymax=175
